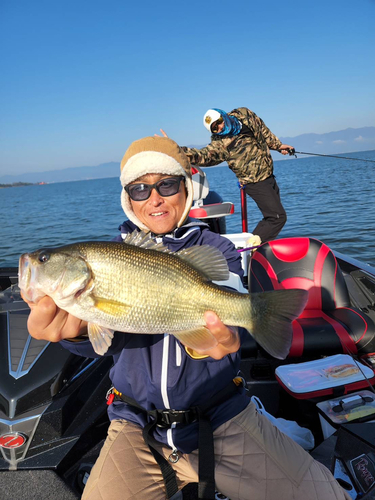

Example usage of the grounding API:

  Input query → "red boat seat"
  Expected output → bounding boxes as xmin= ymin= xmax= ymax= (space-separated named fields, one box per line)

xmin=248 ymin=237 xmax=375 ymax=360
xmin=189 ymin=202 xmax=234 ymax=220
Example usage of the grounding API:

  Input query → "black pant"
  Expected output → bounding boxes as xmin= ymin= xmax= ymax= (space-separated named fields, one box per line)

xmin=244 ymin=175 xmax=287 ymax=243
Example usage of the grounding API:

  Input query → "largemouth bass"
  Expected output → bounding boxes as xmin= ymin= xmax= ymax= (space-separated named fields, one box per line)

xmin=19 ymin=231 xmax=308 ymax=358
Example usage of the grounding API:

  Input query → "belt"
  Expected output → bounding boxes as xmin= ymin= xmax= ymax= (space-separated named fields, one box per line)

xmin=106 ymin=378 xmax=243 ymax=500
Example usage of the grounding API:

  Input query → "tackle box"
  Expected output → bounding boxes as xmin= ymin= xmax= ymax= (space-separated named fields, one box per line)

xmin=275 ymin=354 xmax=375 ymax=400
xmin=316 ymin=390 xmax=375 ymax=439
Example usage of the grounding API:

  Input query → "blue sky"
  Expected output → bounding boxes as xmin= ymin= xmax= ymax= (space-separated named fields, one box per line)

xmin=1 ymin=0 xmax=374 ymax=175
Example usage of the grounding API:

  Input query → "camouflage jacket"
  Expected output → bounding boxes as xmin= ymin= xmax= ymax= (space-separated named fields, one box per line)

xmin=182 ymin=107 xmax=283 ymax=184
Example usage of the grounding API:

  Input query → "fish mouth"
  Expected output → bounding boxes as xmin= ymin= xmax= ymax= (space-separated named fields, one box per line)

xmin=18 ymin=254 xmax=29 ymax=288
xmin=18 ymin=254 xmax=44 ymax=302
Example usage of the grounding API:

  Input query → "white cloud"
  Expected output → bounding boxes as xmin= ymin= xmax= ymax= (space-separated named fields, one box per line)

xmin=332 ymin=140 xmax=345 ymax=144
xmin=354 ymin=136 xmax=365 ymax=142
xmin=315 ymin=141 xmax=323 ymax=144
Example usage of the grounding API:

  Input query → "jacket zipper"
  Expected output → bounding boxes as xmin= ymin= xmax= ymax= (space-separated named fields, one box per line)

xmin=176 ymin=343 xmax=182 ymax=367
xmin=161 ymin=334 xmax=178 ymax=453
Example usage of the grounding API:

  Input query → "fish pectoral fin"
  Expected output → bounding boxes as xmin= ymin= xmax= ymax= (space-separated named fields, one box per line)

xmin=172 ymin=327 xmax=218 ymax=351
xmin=93 ymin=297 xmax=131 ymax=315
xmin=88 ymin=322 xmax=115 ymax=355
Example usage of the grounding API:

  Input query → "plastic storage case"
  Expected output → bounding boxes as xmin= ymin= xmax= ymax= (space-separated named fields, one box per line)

xmin=275 ymin=354 xmax=375 ymax=400
xmin=317 ymin=390 xmax=375 ymax=439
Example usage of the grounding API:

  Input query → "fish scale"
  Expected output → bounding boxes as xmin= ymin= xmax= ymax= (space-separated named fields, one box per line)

xmin=18 ymin=230 xmax=308 ymax=358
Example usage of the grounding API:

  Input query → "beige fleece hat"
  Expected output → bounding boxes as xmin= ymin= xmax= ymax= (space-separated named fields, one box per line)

xmin=120 ymin=136 xmax=193 ymax=231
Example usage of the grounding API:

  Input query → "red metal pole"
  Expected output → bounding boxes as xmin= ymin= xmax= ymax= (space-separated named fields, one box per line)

xmin=240 ymin=185 xmax=248 ymax=233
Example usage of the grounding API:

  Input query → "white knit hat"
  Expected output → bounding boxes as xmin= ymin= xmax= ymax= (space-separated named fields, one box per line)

xmin=203 ymin=109 xmax=222 ymax=132
xmin=120 ymin=136 xmax=193 ymax=231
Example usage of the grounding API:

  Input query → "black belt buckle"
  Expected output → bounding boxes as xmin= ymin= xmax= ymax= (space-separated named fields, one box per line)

xmin=158 ymin=409 xmax=197 ymax=427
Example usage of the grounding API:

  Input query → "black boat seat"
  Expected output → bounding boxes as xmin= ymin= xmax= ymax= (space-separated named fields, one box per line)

xmin=248 ymin=237 xmax=375 ymax=361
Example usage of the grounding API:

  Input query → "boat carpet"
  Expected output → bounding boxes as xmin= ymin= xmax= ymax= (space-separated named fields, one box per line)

xmin=0 ymin=469 xmax=79 ymax=499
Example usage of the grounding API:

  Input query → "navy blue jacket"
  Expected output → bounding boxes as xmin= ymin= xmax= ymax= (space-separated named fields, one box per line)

xmin=60 ymin=218 xmax=250 ymax=454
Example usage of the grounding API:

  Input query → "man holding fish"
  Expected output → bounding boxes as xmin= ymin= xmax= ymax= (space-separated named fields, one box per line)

xmin=20 ymin=137 xmax=350 ymax=500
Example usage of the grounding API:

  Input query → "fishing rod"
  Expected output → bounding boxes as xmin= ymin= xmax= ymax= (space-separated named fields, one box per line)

xmin=285 ymin=148 xmax=375 ymax=163
xmin=238 ymin=148 xmax=373 ymax=245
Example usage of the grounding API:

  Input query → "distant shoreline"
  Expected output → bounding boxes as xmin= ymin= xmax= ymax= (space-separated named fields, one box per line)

xmin=1 ymin=148 xmax=374 ymax=186
xmin=0 ymin=182 xmax=38 ymax=189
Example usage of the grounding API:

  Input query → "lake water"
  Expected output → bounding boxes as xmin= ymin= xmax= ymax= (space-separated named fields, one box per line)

xmin=1 ymin=150 xmax=374 ymax=268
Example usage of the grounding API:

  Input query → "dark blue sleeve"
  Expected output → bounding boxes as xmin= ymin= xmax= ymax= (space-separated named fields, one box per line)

xmin=239 ymin=327 xmax=250 ymax=344
xmin=111 ymin=235 xmax=123 ymax=242
xmin=60 ymin=331 xmax=128 ymax=358
xmin=112 ymin=220 xmax=139 ymax=242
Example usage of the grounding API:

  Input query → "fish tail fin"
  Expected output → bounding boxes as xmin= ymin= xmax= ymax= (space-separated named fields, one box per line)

xmin=247 ymin=289 xmax=308 ymax=359
xmin=88 ymin=323 xmax=115 ymax=355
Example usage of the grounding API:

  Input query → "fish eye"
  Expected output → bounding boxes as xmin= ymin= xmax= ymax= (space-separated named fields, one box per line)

xmin=38 ymin=252 xmax=50 ymax=263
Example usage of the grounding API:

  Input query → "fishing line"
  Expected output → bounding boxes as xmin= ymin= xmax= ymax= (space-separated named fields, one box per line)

xmin=284 ymin=149 xmax=375 ymax=163
xmin=237 ymin=245 xmax=260 ymax=253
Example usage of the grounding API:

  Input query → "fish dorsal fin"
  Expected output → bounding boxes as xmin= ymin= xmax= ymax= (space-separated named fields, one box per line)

xmin=122 ymin=230 xmax=171 ymax=253
xmin=175 ymin=245 xmax=229 ymax=281
xmin=123 ymin=230 xmax=229 ymax=282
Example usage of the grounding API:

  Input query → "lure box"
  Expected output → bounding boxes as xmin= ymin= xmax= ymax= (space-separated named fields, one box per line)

xmin=275 ymin=354 xmax=375 ymax=400
xmin=317 ymin=390 xmax=375 ymax=439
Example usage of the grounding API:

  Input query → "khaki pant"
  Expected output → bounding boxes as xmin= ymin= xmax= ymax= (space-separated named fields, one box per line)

xmin=82 ymin=403 xmax=350 ymax=500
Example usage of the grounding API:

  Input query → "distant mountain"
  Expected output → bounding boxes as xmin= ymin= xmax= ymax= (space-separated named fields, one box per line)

xmin=0 ymin=162 xmax=120 ymax=184
xmin=1 ymin=127 xmax=374 ymax=184
xmin=275 ymin=126 xmax=375 ymax=160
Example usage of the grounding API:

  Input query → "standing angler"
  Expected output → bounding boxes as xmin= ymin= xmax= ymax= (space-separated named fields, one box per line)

xmin=180 ymin=107 xmax=294 ymax=248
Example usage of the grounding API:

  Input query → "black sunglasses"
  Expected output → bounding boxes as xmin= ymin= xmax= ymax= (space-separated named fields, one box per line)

xmin=211 ymin=117 xmax=224 ymax=133
xmin=125 ymin=176 xmax=185 ymax=201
